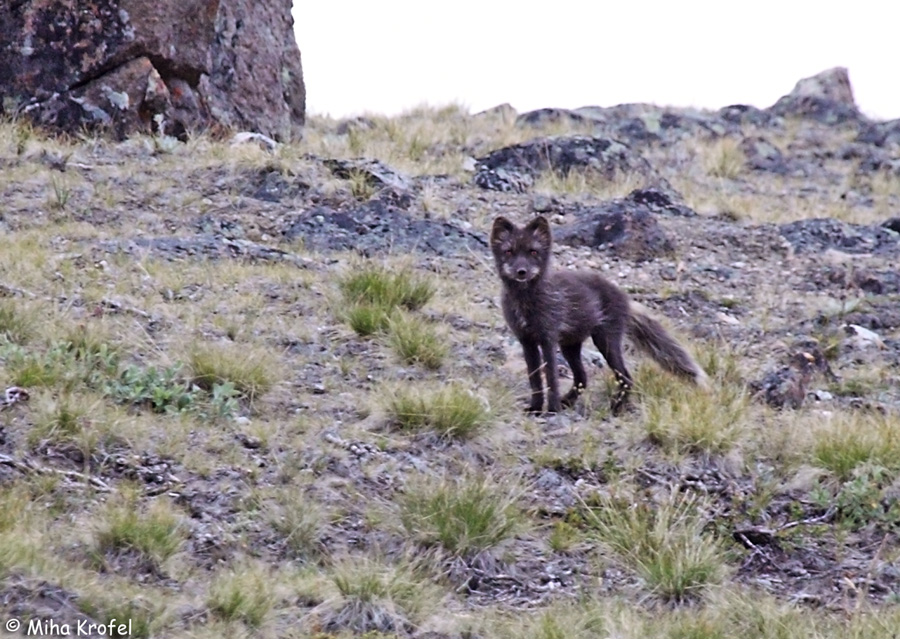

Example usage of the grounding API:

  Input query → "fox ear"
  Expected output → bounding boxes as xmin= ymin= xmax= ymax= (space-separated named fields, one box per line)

xmin=490 ymin=216 xmax=516 ymax=244
xmin=525 ymin=216 xmax=552 ymax=243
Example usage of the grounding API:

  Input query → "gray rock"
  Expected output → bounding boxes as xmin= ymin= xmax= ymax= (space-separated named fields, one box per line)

xmin=323 ymin=158 xmax=413 ymax=193
xmin=779 ymin=218 xmax=900 ymax=255
xmin=554 ymin=193 xmax=678 ymax=261
xmin=856 ymin=119 xmax=900 ymax=148
xmin=741 ymin=136 xmax=790 ymax=174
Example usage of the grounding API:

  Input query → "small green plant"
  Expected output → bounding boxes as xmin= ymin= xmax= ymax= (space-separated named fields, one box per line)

xmin=1 ymin=340 xmax=117 ymax=391
xmin=346 ymin=168 xmax=377 ymax=200
xmin=387 ymin=313 xmax=446 ymax=369
xmin=94 ymin=495 xmax=184 ymax=567
xmin=582 ymin=491 xmax=726 ymax=602
xmin=104 ymin=364 xmax=200 ymax=413
xmin=208 ymin=380 xmax=241 ymax=420
xmin=384 ymin=383 xmax=490 ymax=439
xmin=400 ymin=474 xmax=520 ymax=557
xmin=207 ymin=562 xmax=275 ymax=628
xmin=48 ymin=175 xmax=71 ymax=210
xmin=814 ymin=464 xmax=900 ymax=530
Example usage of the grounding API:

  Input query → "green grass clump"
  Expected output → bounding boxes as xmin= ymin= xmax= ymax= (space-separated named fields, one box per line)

xmin=339 ymin=263 xmax=435 ymax=337
xmin=266 ymin=489 xmax=324 ymax=561
xmin=345 ymin=302 xmax=392 ymax=336
xmin=340 ymin=264 xmax=434 ymax=312
xmin=28 ymin=395 xmax=93 ymax=450
xmin=387 ymin=313 xmax=446 ymax=369
xmin=319 ymin=558 xmax=438 ymax=636
xmin=400 ymin=475 xmax=520 ymax=557
xmin=94 ymin=495 xmax=184 ymax=567
xmin=639 ymin=366 xmax=748 ymax=455
xmin=385 ymin=383 xmax=490 ymax=439
xmin=77 ymin=597 xmax=159 ymax=639
xmin=810 ymin=412 xmax=900 ymax=481
xmin=583 ymin=492 xmax=726 ymax=602
xmin=0 ymin=300 xmax=36 ymax=344
xmin=188 ymin=342 xmax=275 ymax=401
xmin=207 ymin=562 xmax=275 ymax=628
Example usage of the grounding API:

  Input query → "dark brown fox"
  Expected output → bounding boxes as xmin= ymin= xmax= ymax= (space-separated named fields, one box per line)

xmin=490 ymin=215 xmax=708 ymax=414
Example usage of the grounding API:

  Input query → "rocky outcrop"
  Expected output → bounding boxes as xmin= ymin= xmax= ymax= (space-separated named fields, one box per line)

xmin=474 ymin=136 xmax=656 ymax=193
xmin=0 ymin=0 xmax=305 ymax=140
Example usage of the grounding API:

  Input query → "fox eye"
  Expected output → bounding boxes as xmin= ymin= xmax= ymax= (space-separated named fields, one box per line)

xmin=505 ymin=249 xmax=512 ymax=255
xmin=530 ymin=250 xmax=538 ymax=256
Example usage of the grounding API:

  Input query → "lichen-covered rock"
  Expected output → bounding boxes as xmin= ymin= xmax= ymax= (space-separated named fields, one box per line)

xmin=0 ymin=0 xmax=305 ymax=140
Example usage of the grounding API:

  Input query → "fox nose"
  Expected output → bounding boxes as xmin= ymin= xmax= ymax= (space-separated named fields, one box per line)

xmin=517 ymin=268 xmax=527 ymax=278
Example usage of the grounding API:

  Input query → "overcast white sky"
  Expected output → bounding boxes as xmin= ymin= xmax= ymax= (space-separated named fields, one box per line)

xmin=293 ymin=1 xmax=898 ymax=120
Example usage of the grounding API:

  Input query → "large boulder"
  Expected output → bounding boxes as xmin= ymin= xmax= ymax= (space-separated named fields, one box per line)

xmin=0 ymin=0 xmax=305 ymax=140
xmin=768 ymin=67 xmax=863 ymax=125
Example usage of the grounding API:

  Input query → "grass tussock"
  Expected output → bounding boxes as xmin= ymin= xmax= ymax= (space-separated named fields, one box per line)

xmin=338 ymin=262 xmax=444 ymax=366
xmin=265 ymin=487 xmax=325 ymax=562
xmin=534 ymin=168 xmax=644 ymax=200
xmin=207 ymin=561 xmax=276 ymax=628
xmin=810 ymin=411 xmax=900 ymax=481
xmin=384 ymin=383 xmax=491 ymax=439
xmin=188 ymin=342 xmax=276 ymax=401
xmin=386 ymin=312 xmax=447 ymax=369
xmin=339 ymin=263 xmax=435 ymax=313
xmin=583 ymin=491 xmax=727 ymax=602
xmin=316 ymin=558 xmax=439 ymax=636
xmin=27 ymin=393 xmax=122 ymax=458
xmin=400 ymin=474 xmax=520 ymax=557
xmin=77 ymin=596 xmax=160 ymax=639
xmin=701 ymin=136 xmax=746 ymax=179
xmin=0 ymin=299 xmax=38 ymax=344
xmin=639 ymin=365 xmax=749 ymax=455
xmin=339 ymin=262 xmax=435 ymax=339
xmin=93 ymin=494 xmax=184 ymax=567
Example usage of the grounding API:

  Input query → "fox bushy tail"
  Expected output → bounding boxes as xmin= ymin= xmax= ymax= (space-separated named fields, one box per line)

xmin=626 ymin=304 xmax=709 ymax=388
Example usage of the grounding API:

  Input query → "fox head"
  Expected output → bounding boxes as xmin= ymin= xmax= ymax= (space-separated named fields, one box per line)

xmin=490 ymin=216 xmax=552 ymax=285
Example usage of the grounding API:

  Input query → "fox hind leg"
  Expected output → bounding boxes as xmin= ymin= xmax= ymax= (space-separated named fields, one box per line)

xmin=591 ymin=327 xmax=633 ymax=415
xmin=560 ymin=341 xmax=587 ymax=407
